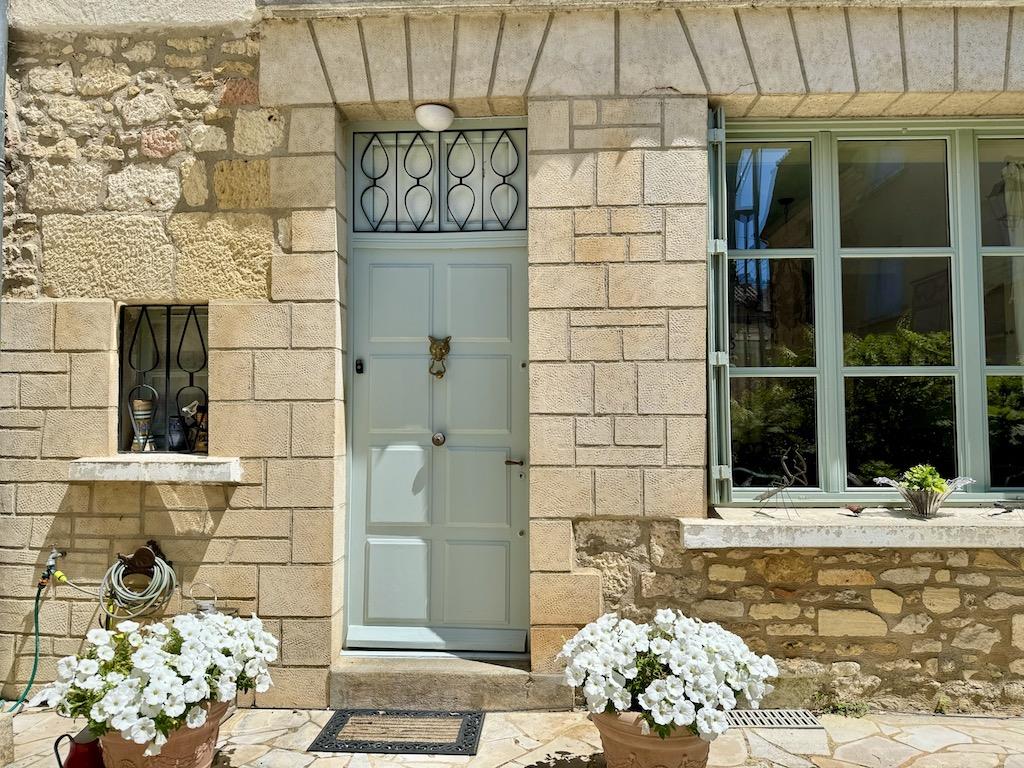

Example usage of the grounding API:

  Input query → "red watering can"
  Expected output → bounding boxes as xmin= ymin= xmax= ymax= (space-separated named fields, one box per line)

xmin=54 ymin=728 xmax=103 ymax=768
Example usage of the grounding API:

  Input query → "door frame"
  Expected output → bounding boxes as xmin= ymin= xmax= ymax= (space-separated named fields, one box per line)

xmin=343 ymin=117 xmax=529 ymax=651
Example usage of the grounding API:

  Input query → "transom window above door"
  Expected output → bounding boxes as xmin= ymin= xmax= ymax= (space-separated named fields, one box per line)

xmin=352 ymin=129 xmax=527 ymax=233
xmin=710 ymin=121 xmax=1024 ymax=501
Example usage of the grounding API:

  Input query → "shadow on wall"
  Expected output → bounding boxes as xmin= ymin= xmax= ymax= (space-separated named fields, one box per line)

xmin=2 ymin=478 xmax=259 ymax=698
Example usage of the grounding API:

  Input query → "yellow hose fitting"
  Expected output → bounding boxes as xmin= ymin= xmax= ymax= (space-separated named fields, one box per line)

xmin=53 ymin=570 xmax=67 ymax=583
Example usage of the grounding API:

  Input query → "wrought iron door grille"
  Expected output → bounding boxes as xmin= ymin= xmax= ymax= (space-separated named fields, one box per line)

xmin=353 ymin=129 xmax=527 ymax=233
xmin=117 ymin=305 xmax=209 ymax=454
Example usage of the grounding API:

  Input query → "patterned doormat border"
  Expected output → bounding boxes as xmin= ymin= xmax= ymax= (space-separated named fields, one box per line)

xmin=307 ymin=709 xmax=485 ymax=755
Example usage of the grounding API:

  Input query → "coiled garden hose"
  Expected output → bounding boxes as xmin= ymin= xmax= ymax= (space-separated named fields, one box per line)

xmin=56 ymin=551 xmax=177 ymax=623
xmin=2 ymin=584 xmax=44 ymax=713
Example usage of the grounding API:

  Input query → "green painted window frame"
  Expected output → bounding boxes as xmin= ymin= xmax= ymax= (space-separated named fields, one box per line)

xmin=709 ymin=115 xmax=1024 ymax=505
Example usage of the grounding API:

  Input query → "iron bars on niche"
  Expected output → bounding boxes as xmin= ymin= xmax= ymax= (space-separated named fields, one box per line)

xmin=118 ymin=305 xmax=209 ymax=454
xmin=353 ymin=129 xmax=527 ymax=233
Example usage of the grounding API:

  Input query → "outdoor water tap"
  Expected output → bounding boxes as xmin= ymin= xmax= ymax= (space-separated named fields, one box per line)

xmin=39 ymin=546 xmax=66 ymax=587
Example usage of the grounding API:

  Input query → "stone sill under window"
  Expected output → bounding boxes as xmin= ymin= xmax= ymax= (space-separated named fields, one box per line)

xmin=691 ymin=506 xmax=1024 ymax=549
xmin=69 ymin=455 xmax=243 ymax=484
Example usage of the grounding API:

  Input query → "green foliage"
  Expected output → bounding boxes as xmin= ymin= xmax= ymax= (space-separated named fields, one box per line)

xmin=933 ymin=695 xmax=951 ymax=714
xmin=843 ymin=326 xmax=952 ymax=367
xmin=986 ymin=376 xmax=1024 ymax=487
xmin=730 ymin=379 xmax=816 ymax=487
xmin=809 ymin=683 xmax=869 ymax=718
xmin=606 ymin=651 xmax=700 ymax=739
xmin=900 ymin=464 xmax=948 ymax=493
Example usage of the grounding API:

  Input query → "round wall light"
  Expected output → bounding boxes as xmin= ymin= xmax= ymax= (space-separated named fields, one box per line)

xmin=415 ymin=103 xmax=455 ymax=132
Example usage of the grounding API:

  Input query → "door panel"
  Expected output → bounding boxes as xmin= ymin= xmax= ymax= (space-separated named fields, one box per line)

xmin=443 ymin=541 xmax=510 ymax=624
xmin=369 ymin=265 xmax=432 ymax=340
xmin=368 ymin=357 xmax=431 ymax=432
xmin=365 ymin=538 xmax=431 ymax=622
xmin=368 ymin=446 xmax=430 ymax=525
xmin=349 ymin=239 xmax=528 ymax=652
xmin=446 ymin=357 xmax=511 ymax=432
xmin=446 ymin=447 xmax=509 ymax=527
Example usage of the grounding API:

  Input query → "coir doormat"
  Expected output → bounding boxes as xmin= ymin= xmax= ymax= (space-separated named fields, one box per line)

xmin=307 ymin=709 xmax=485 ymax=755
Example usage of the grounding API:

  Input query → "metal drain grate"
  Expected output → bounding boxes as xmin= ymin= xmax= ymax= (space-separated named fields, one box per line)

xmin=727 ymin=709 xmax=821 ymax=728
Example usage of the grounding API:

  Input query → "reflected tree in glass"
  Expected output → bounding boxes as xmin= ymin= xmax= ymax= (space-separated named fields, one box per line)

xmin=837 ymin=139 xmax=949 ymax=248
xmin=845 ymin=376 xmax=957 ymax=486
xmin=978 ymin=139 xmax=1024 ymax=247
xmin=726 ymin=142 xmax=813 ymax=250
xmin=987 ymin=376 xmax=1024 ymax=488
xmin=730 ymin=377 xmax=818 ymax=487
xmin=983 ymin=255 xmax=1024 ymax=365
xmin=842 ymin=258 xmax=953 ymax=366
xmin=729 ymin=259 xmax=814 ymax=367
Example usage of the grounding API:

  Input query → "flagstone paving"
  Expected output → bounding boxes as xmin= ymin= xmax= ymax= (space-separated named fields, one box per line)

xmin=9 ymin=708 xmax=1024 ymax=767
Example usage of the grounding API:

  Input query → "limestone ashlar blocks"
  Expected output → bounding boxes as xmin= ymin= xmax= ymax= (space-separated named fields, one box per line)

xmin=617 ymin=10 xmax=704 ymax=97
xmin=209 ymin=300 xmax=290 ymax=350
xmin=259 ymin=8 xmax=1021 ymax=119
xmin=530 ymin=571 xmax=602 ymax=625
xmin=0 ymin=299 xmax=53 ymax=351
xmin=54 ymin=299 xmax=115 ymax=351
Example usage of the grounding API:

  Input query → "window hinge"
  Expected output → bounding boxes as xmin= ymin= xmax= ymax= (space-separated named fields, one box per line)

xmin=708 ymin=128 xmax=726 ymax=143
xmin=711 ymin=351 xmax=729 ymax=367
xmin=712 ymin=465 xmax=730 ymax=481
xmin=709 ymin=238 xmax=728 ymax=257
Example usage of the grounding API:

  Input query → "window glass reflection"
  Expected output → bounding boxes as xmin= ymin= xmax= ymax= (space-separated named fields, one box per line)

xmin=838 ymin=139 xmax=949 ymax=248
xmin=845 ymin=376 xmax=956 ymax=487
xmin=988 ymin=376 xmax=1024 ymax=488
xmin=842 ymin=258 xmax=953 ymax=366
xmin=983 ymin=255 xmax=1024 ymax=364
xmin=978 ymin=139 xmax=1024 ymax=247
xmin=730 ymin=377 xmax=818 ymax=488
xmin=726 ymin=142 xmax=813 ymax=250
xmin=729 ymin=259 xmax=814 ymax=367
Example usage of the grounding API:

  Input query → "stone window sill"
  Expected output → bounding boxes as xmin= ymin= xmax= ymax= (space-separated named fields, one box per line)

xmin=688 ymin=506 xmax=1024 ymax=549
xmin=70 ymin=455 xmax=243 ymax=484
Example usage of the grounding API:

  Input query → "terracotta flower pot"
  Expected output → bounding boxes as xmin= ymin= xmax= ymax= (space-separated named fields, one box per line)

xmin=591 ymin=712 xmax=710 ymax=768
xmin=99 ymin=702 xmax=228 ymax=768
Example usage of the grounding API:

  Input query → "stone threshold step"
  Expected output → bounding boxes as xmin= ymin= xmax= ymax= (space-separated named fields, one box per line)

xmin=329 ymin=655 xmax=572 ymax=712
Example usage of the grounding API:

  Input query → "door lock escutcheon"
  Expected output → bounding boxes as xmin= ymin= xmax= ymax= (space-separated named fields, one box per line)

xmin=432 ymin=432 xmax=446 ymax=446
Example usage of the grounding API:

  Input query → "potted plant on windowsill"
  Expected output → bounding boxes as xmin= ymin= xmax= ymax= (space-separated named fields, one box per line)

xmin=874 ymin=464 xmax=973 ymax=519
xmin=29 ymin=613 xmax=278 ymax=768
xmin=559 ymin=610 xmax=777 ymax=768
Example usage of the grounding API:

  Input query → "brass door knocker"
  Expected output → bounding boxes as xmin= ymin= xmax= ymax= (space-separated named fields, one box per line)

xmin=428 ymin=336 xmax=451 ymax=379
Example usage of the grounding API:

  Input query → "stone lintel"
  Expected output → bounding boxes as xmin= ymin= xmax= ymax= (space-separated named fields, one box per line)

xmin=70 ymin=454 xmax=243 ymax=484
xmin=682 ymin=507 xmax=1024 ymax=549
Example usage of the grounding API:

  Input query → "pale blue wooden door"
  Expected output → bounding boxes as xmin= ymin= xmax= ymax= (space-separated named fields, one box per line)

xmin=348 ymin=238 xmax=529 ymax=651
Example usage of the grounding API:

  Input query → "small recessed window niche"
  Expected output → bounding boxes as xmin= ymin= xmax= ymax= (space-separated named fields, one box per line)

xmin=117 ymin=305 xmax=209 ymax=455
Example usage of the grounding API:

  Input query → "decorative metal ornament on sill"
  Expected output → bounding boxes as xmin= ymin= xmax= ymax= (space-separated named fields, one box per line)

xmin=120 ymin=305 xmax=209 ymax=454
xmin=353 ymin=129 xmax=527 ymax=233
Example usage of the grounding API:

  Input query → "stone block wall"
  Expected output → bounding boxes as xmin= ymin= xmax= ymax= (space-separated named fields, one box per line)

xmin=525 ymin=95 xmax=709 ymax=670
xmin=0 ymin=30 xmax=346 ymax=707
xmin=574 ymin=518 xmax=1024 ymax=712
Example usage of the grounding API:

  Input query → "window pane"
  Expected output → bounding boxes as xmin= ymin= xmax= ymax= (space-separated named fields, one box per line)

xmin=842 ymin=257 xmax=953 ymax=366
xmin=730 ymin=377 xmax=818 ymax=487
xmin=726 ymin=142 xmax=813 ymax=250
xmin=729 ymin=258 xmax=814 ymax=367
xmin=983 ymin=255 xmax=1024 ymax=364
xmin=978 ymin=139 xmax=1024 ymax=247
xmin=987 ymin=376 xmax=1024 ymax=487
xmin=845 ymin=376 xmax=956 ymax=487
xmin=838 ymin=139 xmax=949 ymax=248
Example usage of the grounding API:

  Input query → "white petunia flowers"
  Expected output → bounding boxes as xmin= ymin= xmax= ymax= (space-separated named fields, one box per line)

xmin=29 ymin=613 xmax=279 ymax=756
xmin=558 ymin=610 xmax=777 ymax=741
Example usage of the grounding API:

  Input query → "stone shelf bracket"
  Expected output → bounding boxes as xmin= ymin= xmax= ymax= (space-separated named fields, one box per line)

xmin=69 ymin=455 xmax=243 ymax=484
xmin=685 ymin=507 xmax=1024 ymax=550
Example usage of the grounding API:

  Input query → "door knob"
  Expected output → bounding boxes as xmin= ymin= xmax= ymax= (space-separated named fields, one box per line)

xmin=432 ymin=432 xmax=446 ymax=446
